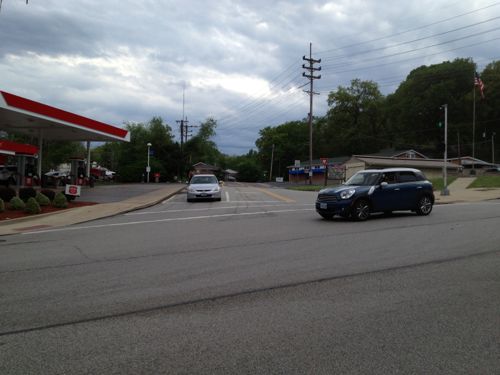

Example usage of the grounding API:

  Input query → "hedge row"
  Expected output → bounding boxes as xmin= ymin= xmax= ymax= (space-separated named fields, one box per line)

xmin=0 ymin=187 xmax=69 ymax=215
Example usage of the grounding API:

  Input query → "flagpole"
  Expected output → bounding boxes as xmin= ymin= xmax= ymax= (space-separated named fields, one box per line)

xmin=472 ymin=72 xmax=476 ymax=175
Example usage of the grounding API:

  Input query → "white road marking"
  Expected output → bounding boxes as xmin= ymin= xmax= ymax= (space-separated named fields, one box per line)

xmin=22 ymin=208 xmax=315 ymax=235
xmin=225 ymin=191 xmax=230 ymax=202
xmin=126 ymin=203 xmax=311 ymax=215
xmin=161 ymin=195 xmax=177 ymax=204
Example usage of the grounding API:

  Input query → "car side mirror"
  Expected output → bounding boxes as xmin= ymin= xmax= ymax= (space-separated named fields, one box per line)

xmin=380 ymin=181 xmax=388 ymax=187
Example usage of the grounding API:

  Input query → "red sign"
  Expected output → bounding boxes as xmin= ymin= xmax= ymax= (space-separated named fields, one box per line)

xmin=320 ymin=158 xmax=328 ymax=166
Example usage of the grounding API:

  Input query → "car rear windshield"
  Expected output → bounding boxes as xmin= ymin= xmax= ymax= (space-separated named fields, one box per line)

xmin=190 ymin=176 xmax=218 ymax=184
xmin=345 ymin=172 xmax=381 ymax=186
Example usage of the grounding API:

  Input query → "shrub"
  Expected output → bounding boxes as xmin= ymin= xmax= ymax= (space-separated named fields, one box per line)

xmin=0 ymin=187 xmax=16 ymax=202
xmin=24 ymin=197 xmax=41 ymax=214
xmin=9 ymin=196 xmax=26 ymax=210
xmin=40 ymin=189 xmax=56 ymax=201
xmin=0 ymin=198 xmax=4 ymax=213
xmin=64 ymin=194 xmax=76 ymax=201
xmin=19 ymin=187 xmax=37 ymax=202
xmin=53 ymin=192 xmax=68 ymax=208
xmin=35 ymin=192 xmax=51 ymax=206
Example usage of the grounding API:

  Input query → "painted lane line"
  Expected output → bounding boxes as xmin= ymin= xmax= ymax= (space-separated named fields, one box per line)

xmin=225 ymin=191 xmax=230 ymax=202
xmin=22 ymin=208 xmax=315 ymax=235
xmin=256 ymin=188 xmax=295 ymax=203
xmin=161 ymin=195 xmax=177 ymax=204
xmin=125 ymin=203 xmax=310 ymax=216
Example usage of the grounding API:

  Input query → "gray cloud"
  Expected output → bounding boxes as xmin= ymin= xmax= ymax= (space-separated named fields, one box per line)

xmin=1 ymin=0 xmax=499 ymax=154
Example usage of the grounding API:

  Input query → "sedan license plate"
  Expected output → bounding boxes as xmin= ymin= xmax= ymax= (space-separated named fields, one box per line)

xmin=200 ymin=193 xmax=208 ymax=197
xmin=320 ymin=202 xmax=327 ymax=209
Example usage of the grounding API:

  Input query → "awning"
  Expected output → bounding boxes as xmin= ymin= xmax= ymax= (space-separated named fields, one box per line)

xmin=0 ymin=90 xmax=130 ymax=142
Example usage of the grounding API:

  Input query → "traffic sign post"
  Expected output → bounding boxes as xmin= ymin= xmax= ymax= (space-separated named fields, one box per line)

xmin=321 ymin=158 xmax=328 ymax=186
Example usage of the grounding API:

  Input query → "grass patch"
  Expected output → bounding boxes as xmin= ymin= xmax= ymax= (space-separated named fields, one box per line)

xmin=468 ymin=175 xmax=500 ymax=188
xmin=429 ymin=176 xmax=457 ymax=191
xmin=288 ymin=185 xmax=327 ymax=192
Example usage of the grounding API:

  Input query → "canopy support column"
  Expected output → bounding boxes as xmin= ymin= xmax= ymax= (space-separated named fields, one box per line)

xmin=86 ymin=141 xmax=91 ymax=177
xmin=37 ymin=131 xmax=43 ymax=178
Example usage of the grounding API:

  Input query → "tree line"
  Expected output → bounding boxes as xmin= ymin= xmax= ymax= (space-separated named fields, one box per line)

xmin=254 ymin=58 xmax=500 ymax=180
xmin=12 ymin=58 xmax=499 ymax=182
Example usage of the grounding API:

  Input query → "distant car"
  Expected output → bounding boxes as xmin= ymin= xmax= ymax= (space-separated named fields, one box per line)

xmin=44 ymin=170 xmax=68 ymax=186
xmin=105 ymin=170 xmax=116 ymax=180
xmin=315 ymin=168 xmax=435 ymax=221
xmin=485 ymin=167 xmax=500 ymax=173
xmin=44 ymin=170 xmax=68 ymax=179
xmin=187 ymin=174 xmax=222 ymax=202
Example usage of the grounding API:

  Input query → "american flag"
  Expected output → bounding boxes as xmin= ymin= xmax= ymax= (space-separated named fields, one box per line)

xmin=475 ymin=72 xmax=485 ymax=99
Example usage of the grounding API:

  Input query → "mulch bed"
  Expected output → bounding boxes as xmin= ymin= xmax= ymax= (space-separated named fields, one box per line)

xmin=0 ymin=201 xmax=98 ymax=221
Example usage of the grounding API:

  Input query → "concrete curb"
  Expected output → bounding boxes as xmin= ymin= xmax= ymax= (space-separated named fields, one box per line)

xmin=0 ymin=185 xmax=185 ymax=236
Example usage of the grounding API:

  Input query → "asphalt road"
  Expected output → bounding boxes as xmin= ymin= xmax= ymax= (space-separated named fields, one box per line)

xmin=1 ymin=183 xmax=499 ymax=374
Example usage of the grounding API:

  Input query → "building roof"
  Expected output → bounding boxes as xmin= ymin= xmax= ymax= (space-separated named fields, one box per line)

xmin=351 ymin=155 xmax=457 ymax=169
xmin=364 ymin=148 xmax=428 ymax=158
xmin=287 ymin=156 xmax=350 ymax=168
xmin=192 ymin=162 xmax=219 ymax=170
xmin=448 ymin=156 xmax=496 ymax=167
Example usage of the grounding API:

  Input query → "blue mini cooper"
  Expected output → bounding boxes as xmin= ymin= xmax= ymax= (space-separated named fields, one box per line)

xmin=315 ymin=168 xmax=435 ymax=221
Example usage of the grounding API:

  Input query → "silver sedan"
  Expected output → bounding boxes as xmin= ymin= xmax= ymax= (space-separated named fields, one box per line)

xmin=186 ymin=174 xmax=222 ymax=202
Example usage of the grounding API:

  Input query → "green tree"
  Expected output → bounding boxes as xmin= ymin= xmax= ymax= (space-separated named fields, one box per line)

xmin=112 ymin=117 xmax=179 ymax=182
xmin=223 ymin=149 xmax=264 ymax=182
xmin=42 ymin=141 xmax=87 ymax=171
xmin=324 ymin=79 xmax=385 ymax=156
xmin=184 ymin=118 xmax=221 ymax=173
xmin=255 ymin=120 xmax=308 ymax=180
xmin=384 ymin=58 xmax=476 ymax=157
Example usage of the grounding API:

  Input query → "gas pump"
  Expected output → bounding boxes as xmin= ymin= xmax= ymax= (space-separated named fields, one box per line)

xmin=69 ymin=157 xmax=86 ymax=185
xmin=23 ymin=156 xmax=37 ymax=187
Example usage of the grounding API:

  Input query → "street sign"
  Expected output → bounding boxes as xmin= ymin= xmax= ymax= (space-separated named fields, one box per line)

xmin=146 ymin=166 xmax=151 ymax=173
xmin=65 ymin=184 xmax=81 ymax=197
xmin=320 ymin=157 xmax=328 ymax=166
xmin=294 ymin=160 xmax=300 ymax=167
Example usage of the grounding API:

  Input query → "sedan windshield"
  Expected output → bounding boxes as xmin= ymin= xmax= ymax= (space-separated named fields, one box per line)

xmin=345 ymin=172 xmax=381 ymax=186
xmin=190 ymin=176 xmax=218 ymax=184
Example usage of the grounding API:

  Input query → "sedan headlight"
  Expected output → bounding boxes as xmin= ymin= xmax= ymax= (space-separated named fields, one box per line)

xmin=340 ymin=188 xmax=356 ymax=199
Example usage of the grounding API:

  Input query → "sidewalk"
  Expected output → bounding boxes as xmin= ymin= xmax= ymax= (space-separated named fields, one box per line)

xmin=434 ymin=177 xmax=500 ymax=204
xmin=0 ymin=183 xmax=185 ymax=236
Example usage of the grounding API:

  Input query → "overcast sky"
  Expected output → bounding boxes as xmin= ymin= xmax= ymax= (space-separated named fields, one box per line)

xmin=0 ymin=0 xmax=499 ymax=154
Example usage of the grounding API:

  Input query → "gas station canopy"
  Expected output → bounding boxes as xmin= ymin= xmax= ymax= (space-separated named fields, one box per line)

xmin=0 ymin=139 xmax=38 ymax=156
xmin=0 ymin=90 xmax=130 ymax=142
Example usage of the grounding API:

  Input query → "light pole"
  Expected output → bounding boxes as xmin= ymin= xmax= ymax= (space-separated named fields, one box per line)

xmin=146 ymin=142 xmax=152 ymax=183
xmin=492 ymin=132 xmax=496 ymax=164
xmin=441 ymin=104 xmax=449 ymax=196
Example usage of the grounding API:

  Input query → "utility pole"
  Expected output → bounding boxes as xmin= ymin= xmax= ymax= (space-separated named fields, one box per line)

xmin=492 ymin=132 xmax=496 ymax=164
xmin=441 ymin=104 xmax=449 ymax=196
xmin=176 ymin=118 xmax=191 ymax=148
xmin=269 ymin=143 xmax=275 ymax=182
xmin=302 ymin=42 xmax=321 ymax=184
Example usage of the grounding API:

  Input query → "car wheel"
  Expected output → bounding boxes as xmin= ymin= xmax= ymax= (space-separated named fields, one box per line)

xmin=416 ymin=195 xmax=433 ymax=215
xmin=319 ymin=213 xmax=334 ymax=220
xmin=351 ymin=199 xmax=370 ymax=221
